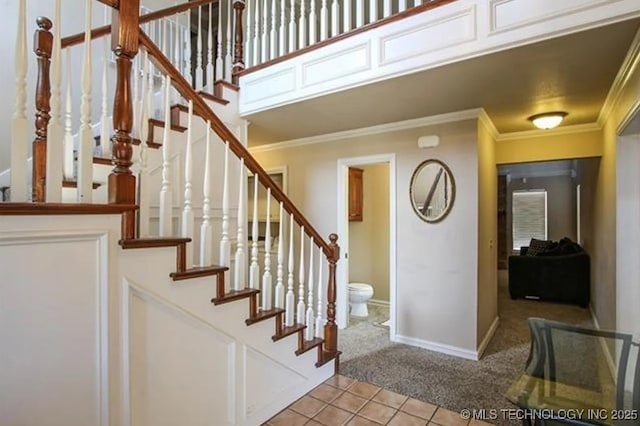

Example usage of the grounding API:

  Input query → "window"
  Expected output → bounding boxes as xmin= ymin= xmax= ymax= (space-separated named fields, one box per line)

xmin=512 ymin=190 xmax=547 ymax=250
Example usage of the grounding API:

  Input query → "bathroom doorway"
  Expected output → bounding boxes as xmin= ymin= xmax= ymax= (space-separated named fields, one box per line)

xmin=336 ymin=154 xmax=396 ymax=339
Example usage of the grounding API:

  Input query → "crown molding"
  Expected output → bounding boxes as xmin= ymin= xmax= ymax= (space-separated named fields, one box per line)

xmin=248 ymin=108 xmax=484 ymax=154
xmin=496 ymin=122 xmax=601 ymax=142
xmin=478 ymin=109 xmax=499 ymax=140
xmin=598 ymin=27 xmax=640 ymax=127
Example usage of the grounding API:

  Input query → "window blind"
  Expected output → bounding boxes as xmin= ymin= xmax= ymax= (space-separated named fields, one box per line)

xmin=512 ymin=190 xmax=547 ymax=249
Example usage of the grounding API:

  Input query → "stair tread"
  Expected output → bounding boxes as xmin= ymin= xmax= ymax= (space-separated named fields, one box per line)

xmin=198 ymin=90 xmax=230 ymax=105
xmin=295 ymin=337 xmax=324 ymax=356
xmin=211 ymin=288 xmax=260 ymax=306
xmin=214 ymin=79 xmax=239 ymax=92
xmin=119 ymin=237 xmax=191 ymax=249
xmin=170 ymin=265 xmax=228 ymax=281
xmin=272 ymin=323 xmax=307 ymax=342
xmin=245 ymin=308 xmax=285 ymax=325
xmin=148 ymin=118 xmax=188 ymax=132
xmin=62 ymin=179 xmax=101 ymax=189
xmin=316 ymin=350 xmax=341 ymax=368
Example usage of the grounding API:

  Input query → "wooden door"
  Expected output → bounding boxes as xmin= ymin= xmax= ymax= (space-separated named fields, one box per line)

xmin=348 ymin=167 xmax=363 ymax=221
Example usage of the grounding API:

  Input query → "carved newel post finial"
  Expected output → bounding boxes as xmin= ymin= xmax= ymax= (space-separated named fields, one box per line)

xmin=324 ymin=233 xmax=340 ymax=354
xmin=33 ymin=16 xmax=54 ymax=202
xmin=232 ymin=0 xmax=246 ymax=85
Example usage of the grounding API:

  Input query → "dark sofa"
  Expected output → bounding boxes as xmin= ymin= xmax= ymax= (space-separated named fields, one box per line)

xmin=508 ymin=238 xmax=590 ymax=307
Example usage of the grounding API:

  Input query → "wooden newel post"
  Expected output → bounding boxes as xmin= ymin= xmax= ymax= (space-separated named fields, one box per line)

xmin=33 ymin=17 xmax=53 ymax=202
xmin=324 ymin=233 xmax=340 ymax=354
xmin=232 ymin=0 xmax=245 ymax=85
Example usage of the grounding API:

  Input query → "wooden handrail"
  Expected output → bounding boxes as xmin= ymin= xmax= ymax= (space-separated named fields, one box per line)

xmin=96 ymin=0 xmax=120 ymax=8
xmin=138 ymin=28 xmax=333 ymax=257
xmin=61 ymin=0 xmax=218 ymax=49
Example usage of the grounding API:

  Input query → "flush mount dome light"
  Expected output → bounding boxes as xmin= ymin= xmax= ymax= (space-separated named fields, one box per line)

xmin=528 ymin=112 xmax=568 ymax=130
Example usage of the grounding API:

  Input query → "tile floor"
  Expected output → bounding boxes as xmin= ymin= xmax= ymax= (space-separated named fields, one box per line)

xmin=264 ymin=375 xmax=494 ymax=426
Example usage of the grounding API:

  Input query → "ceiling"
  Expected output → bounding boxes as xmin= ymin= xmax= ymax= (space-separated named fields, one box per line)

xmin=244 ymin=18 xmax=640 ymax=146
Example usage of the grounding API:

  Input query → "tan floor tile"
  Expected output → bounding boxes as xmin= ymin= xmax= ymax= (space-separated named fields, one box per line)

xmin=430 ymin=407 xmax=470 ymax=426
xmin=400 ymin=398 xmax=437 ymax=420
xmin=469 ymin=419 xmax=494 ymax=426
xmin=306 ymin=421 xmax=324 ymax=425
xmin=347 ymin=382 xmax=381 ymax=399
xmin=345 ymin=415 xmax=381 ymax=426
xmin=325 ymin=375 xmax=357 ymax=390
xmin=268 ymin=409 xmax=309 ymax=426
xmin=313 ymin=405 xmax=354 ymax=426
xmin=290 ymin=395 xmax=326 ymax=417
xmin=388 ymin=411 xmax=429 ymax=426
xmin=358 ymin=400 xmax=397 ymax=424
xmin=372 ymin=389 xmax=409 ymax=409
xmin=331 ymin=392 xmax=368 ymax=413
xmin=310 ymin=383 xmax=345 ymax=403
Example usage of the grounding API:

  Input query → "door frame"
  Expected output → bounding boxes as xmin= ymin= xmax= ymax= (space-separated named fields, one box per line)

xmin=336 ymin=153 xmax=397 ymax=339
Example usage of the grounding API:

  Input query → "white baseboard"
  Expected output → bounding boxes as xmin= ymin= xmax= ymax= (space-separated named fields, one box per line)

xmin=589 ymin=307 xmax=616 ymax=379
xmin=392 ymin=334 xmax=478 ymax=360
xmin=477 ymin=316 xmax=499 ymax=360
xmin=369 ymin=299 xmax=390 ymax=307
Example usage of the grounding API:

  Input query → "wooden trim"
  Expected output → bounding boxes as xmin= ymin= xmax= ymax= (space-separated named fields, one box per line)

xmin=149 ymin=118 xmax=188 ymax=133
xmin=198 ymin=91 xmax=230 ymax=105
xmin=237 ymin=0 xmax=457 ymax=77
xmin=272 ymin=324 xmax=306 ymax=341
xmin=139 ymin=28 xmax=334 ymax=256
xmin=61 ymin=0 xmax=218 ymax=49
xmin=211 ymin=288 xmax=260 ymax=305
xmin=118 ymin=237 xmax=191 ymax=249
xmin=62 ymin=180 xmax=102 ymax=190
xmin=245 ymin=308 xmax=285 ymax=326
xmin=96 ymin=0 xmax=120 ymax=8
xmin=295 ymin=338 xmax=324 ymax=356
xmin=170 ymin=266 xmax=228 ymax=281
xmin=215 ymin=80 xmax=239 ymax=92
xmin=0 ymin=203 xmax=137 ymax=215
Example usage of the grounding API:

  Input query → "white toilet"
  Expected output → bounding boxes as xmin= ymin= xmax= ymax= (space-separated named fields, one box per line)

xmin=348 ymin=283 xmax=374 ymax=317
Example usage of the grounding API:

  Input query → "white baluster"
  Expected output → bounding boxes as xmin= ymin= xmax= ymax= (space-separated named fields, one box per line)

xmin=334 ymin=0 xmax=343 ymax=36
xmin=261 ymin=0 xmax=269 ymax=62
xmin=200 ymin=123 xmax=213 ymax=265
xmin=159 ymin=76 xmax=173 ymax=236
xmin=63 ymin=49 xmax=74 ymax=181
xmin=172 ymin=21 xmax=181 ymax=103
xmin=138 ymin=52 xmax=151 ymax=237
xmin=262 ymin=188 xmax=273 ymax=310
xmin=369 ymin=0 xmax=378 ymax=23
xmin=195 ymin=6 xmax=203 ymax=90
xmin=270 ymin=0 xmax=277 ymax=59
xmin=77 ymin=0 xmax=93 ymax=202
xmin=100 ymin=18 xmax=110 ymax=158
xmin=279 ymin=0 xmax=286 ymax=56
xmin=220 ymin=143 xmax=231 ymax=291
xmin=297 ymin=226 xmax=306 ymax=325
xmin=249 ymin=173 xmax=259 ymax=289
xmin=181 ymin=100 xmax=195 ymax=267
xmin=147 ymin=43 xmax=156 ymax=120
xmin=10 ymin=0 xmax=28 ymax=201
xmin=206 ymin=3 xmax=214 ymax=90
xmin=288 ymin=0 xmax=296 ymax=54
xmin=298 ymin=0 xmax=307 ymax=49
xmin=252 ymin=0 xmax=259 ymax=66
xmin=305 ymin=238 xmax=315 ymax=341
xmin=225 ymin=0 xmax=233 ymax=81
xmin=309 ymin=0 xmax=317 ymax=45
xmin=356 ymin=0 xmax=364 ymax=28
xmin=132 ymin=51 xmax=140 ymax=139
xmin=234 ymin=158 xmax=246 ymax=290
xmin=184 ymin=11 xmax=193 ymax=86
xmin=315 ymin=246 xmax=324 ymax=338
xmin=285 ymin=213 xmax=295 ymax=326
xmin=46 ymin=0 xmax=63 ymax=202
xmin=320 ymin=0 xmax=328 ymax=41
xmin=383 ymin=0 xmax=391 ymax=18
xmin=275 ymin=202 xmax=285 ymax=309
xmin=216 ymin=0 xmax=225 ymax=79
xmin=398 ymin=0 xmax=407 ymax=12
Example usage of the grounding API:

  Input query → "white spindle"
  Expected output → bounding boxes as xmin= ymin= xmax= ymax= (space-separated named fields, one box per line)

xmin=261 ymin=0 xmax=269 ymax=62
xmin=138 ymin=52 xmax=151 ymax=237
xmin=172 ymin=21 xmax=181 ymax=103
xmin=270 ymin=0 xmax=277 ymax=59
xmin=320 ymin=0 xmax=328 ymax=41
xmin=288 ymin=0 xmax=297 ymax=54
xmin=216 ymin=0 xmax=225 ymax=78
xmin=77 ymin=0 xmax=93 ymax=202
xmin=305 ymin=238 xmax=315 ymax=341
xmin=147 ymin=43 xmax=156 ymax=120
xmin=252 ymin=0 xmax=259 ymax=66
xmin=225 ymin=0 xmax=233 ymax=80
xmin=279 ymin=0 xmax=286 ymax=56
xmin=315 ymin=246 xmax=324 ymax=339
xmin=297 ymin=226 xmax=306 ymax=325
xmin=298 ymin=0 xmax=307 ymax=49
xmin=159 ymin=76 xmax=173 ymax=236
xmin=200 ymin=124 xmax=213 ymax=265
xmin=63 ymin=49 xmax=74 ymax=181
xmin=100 ymin=24 xmax=110 ymax=158
xmin=275 ymin=202 xmax=285 ymax=309
xmin=132 ymin=51 xmax=140 ymax=139
xmin=309 ymin=0 xmax=317 ymax=45
xmin=234 ymin=158 xmax=246 ymax=290
xmin=383 ymin=0 xmax=391 ymax=18
xmin=262 ymin=188 xmax=273 ymax=310
xmin=220 ymin=143 xmax=231 ymax=290
xmin=398 ymin=0 xmax=407 ymax=12
xmin=249 ymin=174 xmax=259 ymax=289
xmin=285 ymin=213 xmax=295 ymax=326
xmin=10 ymin=0 xmax=28 ymax=201
xmin=181 ymin=100 xmax=195 ymax=267
xmin=46 ymin=0 xmax=63 ymax=202
xmin=356 ymin=0 xmax=364 ymax=28
xmin=184 ymin=11 xmax=193 ymax=85
xmin=196 ymin=6 xmax=204 ymax=90
xmin=369 ymin=0 xmax=378 ymax=24
xmin=206 ymin=3 xmax=214 ymax=90
xmin=334 ymin=0 xmax=342 ymax=36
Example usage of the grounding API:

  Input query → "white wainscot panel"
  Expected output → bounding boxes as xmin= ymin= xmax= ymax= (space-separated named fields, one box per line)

xmin=301 ymin=43 xmax=372 ymax=88
xmin=243 ymin=68 xmax=296 ymax=104
xmin=0 ymin=232 xmax=109 ymax=426
xmin=127 ymin=284 xmax=236 ymax=426
xmin=380 ymin=6 xmax=477 ymax=66
xmin=490 ymin=0 xmax=621 ymax=33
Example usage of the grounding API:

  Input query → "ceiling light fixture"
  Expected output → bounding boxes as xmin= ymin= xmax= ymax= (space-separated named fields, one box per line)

xmin=528 ymin=112 xmax=568 ymax=130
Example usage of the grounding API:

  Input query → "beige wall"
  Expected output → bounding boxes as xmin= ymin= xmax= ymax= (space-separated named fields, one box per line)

xmin=477 ymin=119 xmax=498 ymax=345
xmin=349 ymin=164 xmax=390 ymax=303
xmin=251 ymin=120 xmax=480 ymax=351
